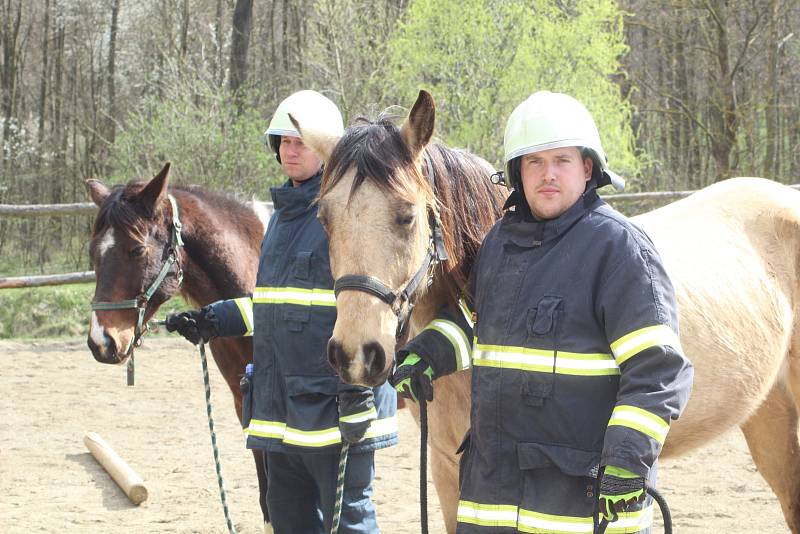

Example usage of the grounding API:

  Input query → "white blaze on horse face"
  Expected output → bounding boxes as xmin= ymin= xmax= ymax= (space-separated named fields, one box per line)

xmin=97 ymin=228 xmax=116 ymax=259
xmin=90 ymin=312 xmax=107 ymax=348
xmin=325 ymin=171 xmax=431 ymax=382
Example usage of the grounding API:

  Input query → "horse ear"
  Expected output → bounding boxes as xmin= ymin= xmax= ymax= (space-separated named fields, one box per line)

xmin=138 ymin=162 xmax=171 ymax=211
xmin=288 ymin=113 xmax=340 ymax=163
xmin=401 ymin=90 xmax=435 ymax=159
xmin=85 ymin=179 xmax=111 ymax=207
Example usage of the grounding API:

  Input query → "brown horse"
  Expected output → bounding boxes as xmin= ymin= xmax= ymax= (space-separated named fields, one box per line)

xmin=85 ymin=163 xmax=272 ymax=526
xmin=298 ymin=90 xmax=800 ymax=533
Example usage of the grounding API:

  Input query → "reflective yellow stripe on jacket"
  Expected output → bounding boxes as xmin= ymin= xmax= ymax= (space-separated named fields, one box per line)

xmin=610 ymin=324 xmax=682 ymax=365
xmin=457 ymin=500 xmax=653 ymax=533
xmin=253 ymin=286 xmax=336 ymax=307
xmin=473 ymin=342 xmax=619 ymax=376
xmin=425 ymin=318 xmax=472 ymax=372
xmin=608 ymin=404 xmax=670 ymax=444
xmin=245 ymin=415 xmax=397 ymax=447
xmin=233 ymin=297 xmax=254 ymax=336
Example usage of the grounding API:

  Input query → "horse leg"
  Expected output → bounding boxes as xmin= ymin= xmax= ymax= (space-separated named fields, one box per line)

xmin=740 ymin=379 xmax=800 ymax=533
xmin=253 ymin=449 xmax=271 ymax=532
xmin=430 ymin=449 xmax=459 ymax=534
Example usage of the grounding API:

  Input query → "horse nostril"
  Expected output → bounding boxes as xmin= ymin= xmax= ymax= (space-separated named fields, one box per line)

xmin=362 ymin=342 xmax=386 ymax=377
xmin=327 ymin=338 xmax=343 ymax=371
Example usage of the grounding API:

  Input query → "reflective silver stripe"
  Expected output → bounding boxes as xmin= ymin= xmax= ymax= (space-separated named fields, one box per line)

xmin=608 ymin=404 xmax=670 ymax=444
xmin=456 ymin=501 xmax=653 ymax=533
xmin=427 ymin=319 xmax=471 ymax=371
xmin=473 ymin=343 xmax=619 ymax=376
xmin=611 ymin=324 xmax=682 ymax=365
xmin=456 ymin=500 xmax=518 ymax=528
xmin=233 ymin=297 xmax=254 ymax=336
xmin=339 ymin=406 xmax=377 ymax=424
xmin=252 ymin=286 xmax=336 ymax=307
xmin=518 ymin=504 xmax=653 ymax=533
xmin=246 ymin=415 xmax=397 ymax=447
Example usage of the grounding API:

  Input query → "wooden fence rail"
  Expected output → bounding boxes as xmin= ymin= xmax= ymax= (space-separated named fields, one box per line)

xmin=1 ymin=183 xmax=798 ymax=288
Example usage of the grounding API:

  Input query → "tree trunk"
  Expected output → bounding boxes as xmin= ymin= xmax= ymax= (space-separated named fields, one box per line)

xmin=229 ymin=0 xmax=254 ymax=99
xmin=37 ymin=0 xmax=50 ymax=149
xmin=106 ymin=0 xmax=120 ymax=146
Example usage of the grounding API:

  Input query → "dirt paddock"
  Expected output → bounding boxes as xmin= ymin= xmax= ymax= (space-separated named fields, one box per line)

xmin=0 ymin=337 xmax=789 ymax=533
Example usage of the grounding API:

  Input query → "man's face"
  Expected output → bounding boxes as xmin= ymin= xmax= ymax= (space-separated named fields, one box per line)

xmin=520 ymin=146 xmax=592 ymax=220
xmin=279 ymin=135 xmax=323 ymax=185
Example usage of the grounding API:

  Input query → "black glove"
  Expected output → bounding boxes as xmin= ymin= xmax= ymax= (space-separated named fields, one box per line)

xmin=389 ymin=353 xmax=434 ymax=402
xmin=165 ymin=305 xmax=219 ymax=344
xmin=338 ymin=388 xmax=376 ymax=444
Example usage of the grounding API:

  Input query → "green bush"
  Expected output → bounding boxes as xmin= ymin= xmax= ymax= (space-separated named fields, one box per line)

xmin=0 ymin=283 xmax=189 ymax=340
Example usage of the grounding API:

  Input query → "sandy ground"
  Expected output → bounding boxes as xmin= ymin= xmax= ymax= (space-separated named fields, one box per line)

xmin=0 ymin=337 xmax=790 ymax=533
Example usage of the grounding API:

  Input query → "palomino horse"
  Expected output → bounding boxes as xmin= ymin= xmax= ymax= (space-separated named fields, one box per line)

xmin=85 ymin=163 xmax=272 ymax=525
xmin=297 ymin=90 xmax=800 ymax=533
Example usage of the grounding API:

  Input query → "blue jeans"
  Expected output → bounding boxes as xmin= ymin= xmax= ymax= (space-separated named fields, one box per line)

xmin=265 ymin=449 xmax=379 ymax=534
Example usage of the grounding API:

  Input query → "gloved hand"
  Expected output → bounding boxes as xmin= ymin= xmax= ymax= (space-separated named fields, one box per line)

xmin=389 ymin=353 xmax=434 ymax=402
xmin=165 ymin=305 xmax=219 ymax=344
xmin=338 ymin=387 xmax=376 ymax=444
xmin=598 ymin=465 xmax=646 ymax=521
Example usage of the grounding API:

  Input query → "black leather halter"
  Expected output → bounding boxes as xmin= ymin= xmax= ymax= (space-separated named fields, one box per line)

xmin=332 ymin=155 xmax=448 ymax=341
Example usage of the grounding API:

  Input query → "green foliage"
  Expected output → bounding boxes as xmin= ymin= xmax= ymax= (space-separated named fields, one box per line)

xmin=0 ymin=283 xmax=188 ymax=339
xmin=107 ymin=63 xmax=279 ymax=195
xmin=385 ymin=0 xmax=639 ymax=180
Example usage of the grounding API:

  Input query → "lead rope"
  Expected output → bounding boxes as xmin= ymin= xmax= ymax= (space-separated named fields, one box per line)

xmin=593 ymin=485 xmax=672 ymax=534
xmin=198 ymin=340 xmax=237 ymax=534
xmin=330 ymin=442 xmax=350 ymax=534
xmin=419 ymin=394 xmax=429 ymax=534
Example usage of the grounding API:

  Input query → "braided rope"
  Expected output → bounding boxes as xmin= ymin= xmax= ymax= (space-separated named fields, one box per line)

xmin=198 ymin=341 xmax=237 ymax=534
xmin=330 ymin=441 xmax=349 ymax=534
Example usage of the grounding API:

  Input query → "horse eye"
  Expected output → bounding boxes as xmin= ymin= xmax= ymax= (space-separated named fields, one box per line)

xmin=396 ymin=213 xmax=416 ymax=227
xmin=129 ymin=245 xmax=146 ymax=258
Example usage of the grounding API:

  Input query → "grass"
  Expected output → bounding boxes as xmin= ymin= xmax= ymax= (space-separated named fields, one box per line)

xmin=0 ymin=283 xmax=190 ymax=339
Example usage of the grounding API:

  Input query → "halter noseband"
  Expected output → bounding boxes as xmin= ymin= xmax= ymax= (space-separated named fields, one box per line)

xmin=332 ymin=154 xmax=448 ymax=341
xmin=91 ymin=194 xmax=185 ymax=384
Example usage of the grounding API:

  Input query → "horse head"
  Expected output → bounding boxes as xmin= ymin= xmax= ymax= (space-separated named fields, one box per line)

xmin=295 ymin=91 xmax=443 ymax=386
xmin=85 ymin=163 xmax=184 ymax=364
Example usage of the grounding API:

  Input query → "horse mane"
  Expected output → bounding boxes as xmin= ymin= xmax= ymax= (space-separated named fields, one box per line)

xmin=320 ymin=114 xmax=506 ymax=300
xmin=92 ymin=182 xmax=261 ymax=242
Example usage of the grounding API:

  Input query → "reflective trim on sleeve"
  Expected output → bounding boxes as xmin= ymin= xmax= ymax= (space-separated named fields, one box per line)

xmin=339 ymin=406 xmax=377 ymax=424
xmin=456 ymin=500 xmax=518 ymax=528
xmin=473 ymin=342 xmax=619 ymax=376
xmin=608 ymin=404 xmax=670 ymax=444
xmin=245 ymin=414 xmax=397 ymax=447
xmin=233 ymin=297 xmax=254 ymax=336
xmin=253 ymin=286 xmax=336 ymax=307
xmin=426 ymin=319 xmax=472 ymax=371
xmin=610 ymin=324 xmax=682 ymax=365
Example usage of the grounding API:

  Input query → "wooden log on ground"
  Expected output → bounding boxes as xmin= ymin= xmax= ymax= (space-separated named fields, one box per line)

xmin=83 ymin=432 xmax=149 ymax=505
xmin=0 ymin=271 xmax=95 ymax=289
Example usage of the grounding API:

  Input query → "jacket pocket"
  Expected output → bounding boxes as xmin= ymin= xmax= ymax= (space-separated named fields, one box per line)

xmin=517 ymin=442 xmax=600 ymax=478
xmin=283 ymin=375 xmax=340 ymax=446
xmin=517 ymin=442 xmax=600 ymax=518
xmin=292 ymin=251 xmax=311 ymax=280
xmin=283 ymin=308 xmax=310 ymax=332
xmin=526 ymin=295 xmax=563 ymax=337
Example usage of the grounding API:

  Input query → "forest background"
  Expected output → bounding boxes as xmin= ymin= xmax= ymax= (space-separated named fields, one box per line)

xmin=1 ymin=0 xmax=798 ymax=297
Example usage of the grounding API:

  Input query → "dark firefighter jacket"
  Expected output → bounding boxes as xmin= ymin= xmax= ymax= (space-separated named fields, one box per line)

xmin=210 ymin=172 xmax=398 ymax=454
xmin=402 ymin=185 xmax=693 ymax=533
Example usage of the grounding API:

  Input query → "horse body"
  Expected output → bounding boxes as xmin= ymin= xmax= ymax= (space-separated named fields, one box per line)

xmin=85 ymin=164 xmax=271 ymax=523
xmin=299 ymin=90 xmax=800 ymax=533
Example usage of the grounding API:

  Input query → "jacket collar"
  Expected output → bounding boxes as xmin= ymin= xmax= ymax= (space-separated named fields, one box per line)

xmin=270 ymin=170 xmax=323 ymax=219
xmin=502 ymin=184 xmax=602 ymax=248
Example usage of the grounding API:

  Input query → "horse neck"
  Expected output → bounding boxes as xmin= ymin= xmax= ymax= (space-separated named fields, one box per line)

xmin=172 ymin=191 xmax=263 ymax=307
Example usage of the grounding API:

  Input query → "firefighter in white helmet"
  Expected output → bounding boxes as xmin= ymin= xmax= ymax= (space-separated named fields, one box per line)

xmin=393 ymin=91 xmax=693 ymax=533
xmin=169 ymin=90 xmax=397 ymax=533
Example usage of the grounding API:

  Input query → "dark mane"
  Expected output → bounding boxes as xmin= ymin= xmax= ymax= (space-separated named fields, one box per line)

xmin=321 ymin=114 xmax=507 ymax=299
xmin=92 ymin=183 xmax=258 ymax=241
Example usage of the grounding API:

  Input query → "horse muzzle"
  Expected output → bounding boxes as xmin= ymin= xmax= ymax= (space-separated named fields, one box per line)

xmin=327 ymin=338 xmax=390 ymax=387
